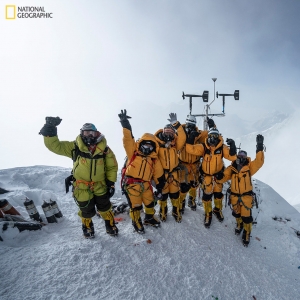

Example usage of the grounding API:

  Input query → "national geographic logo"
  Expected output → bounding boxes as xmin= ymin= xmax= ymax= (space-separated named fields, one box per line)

xmin=5 ymin=5 xmax=53 ymax=19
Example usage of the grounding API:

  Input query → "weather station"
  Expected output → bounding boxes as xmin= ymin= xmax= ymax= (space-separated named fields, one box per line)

xmin=182 ymin=78 xmax=239 ymax=130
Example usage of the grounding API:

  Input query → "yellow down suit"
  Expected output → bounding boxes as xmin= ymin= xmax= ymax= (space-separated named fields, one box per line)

xmin=185 ymin=135 xmax=236 ymax=215
xmin=122 ymin=129 xmax=165 ymax=224
xmin=178 ymin=125 xmax=208 ymax=210
xmin=154 ymin=121 xmax=186 ymax=221
xmin=217 ymin=150 xmax=264 ymax=229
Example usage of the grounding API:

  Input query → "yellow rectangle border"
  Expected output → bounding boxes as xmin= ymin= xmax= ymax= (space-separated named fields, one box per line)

xmin=6 ymin=5 xmax=16 ymax=20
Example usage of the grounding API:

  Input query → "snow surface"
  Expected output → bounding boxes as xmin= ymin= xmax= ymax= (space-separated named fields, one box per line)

xmin=1 ymin=166 xmax=300 ymax=300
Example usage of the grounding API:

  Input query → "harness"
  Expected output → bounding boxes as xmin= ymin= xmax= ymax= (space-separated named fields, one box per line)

xmin=228 ymin=189 xmax=258 ymax=210
xmin=65 ymin=143 xmax=109 ymax=195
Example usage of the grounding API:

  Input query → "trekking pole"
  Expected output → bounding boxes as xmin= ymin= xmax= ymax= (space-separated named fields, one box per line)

xmin=252 ymin=208 xmax=261 ymax=225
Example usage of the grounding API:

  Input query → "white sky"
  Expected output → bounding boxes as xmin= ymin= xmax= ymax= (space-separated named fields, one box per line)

xmin=1 ymin=166 xmax=300 ymax=299
xmin=1 ymin=1 xmax=300 ymax=171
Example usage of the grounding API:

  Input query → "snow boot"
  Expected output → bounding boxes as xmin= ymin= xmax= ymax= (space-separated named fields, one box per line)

xmin=242 ymin=223 xmax=252 ymax=247
xmin=98 ymin=209 xmax=118 ymax=236
xmin=172 ymin=206 xmax=182 ymax=223
xmin=81 ymin=218 xmax=95 ymax=239
xmin=144 ymin=214 xmax=161 ymax=227
xmin=204 ymin=212 xmax=212 ymax=228
xmin=235 ymin=217 xmax=243 ymax=235
xmin=129 ymin=209 xmax=145 ymax=234
xmin=158 ymin=200 xmax=168 ymax=222
xmin=212 ymin=207 xmax=224 ymax=222
xmin=188 ymin=196 xmax=196 ymax=211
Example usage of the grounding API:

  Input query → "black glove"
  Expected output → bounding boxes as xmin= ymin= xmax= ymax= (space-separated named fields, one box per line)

xmin=214 ymin=171 xmax=224 ymax=181
xmin=207 ymin=118 xmax=215 ymax=129
xmin=106 ymin=180 xmax=115 ymax=198
xmin=186 ymin=131 xmax=200 ymax=144
xmin=39 ymin=116 xmax=62 ymax=136
xmin=256 ymin=134 xmax=264 ymax=152
xmin=226 ymin=138 xmax=237 ymax=156
xmin=118 ymin=109 xmax=132 ymax=131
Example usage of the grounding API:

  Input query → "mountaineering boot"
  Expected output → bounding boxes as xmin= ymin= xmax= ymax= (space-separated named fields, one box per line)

xmin=213 ymin=198 xmax=224 ymax=222
xmin=212 ymin=207 xmax=224 ymax=222
xmin=172 ymin=206 xmax=182 ymax=223
xmin=81 ymin=218 xmax=95 ymax=239
xmin=129 ymin=209 xmax=145 ymax=234
xmin=105 ymin=220 xmax=119 ymax=236
xmin=204 ymin=212 xmax=212 ymax=228
xmin=158 ymin=200 xmax=168 ymax=222
xmin=235 ymin=217 xmax=243 ymax=235
xmin=132 ymin=219 xmax=145 ymax=234
xmin=188 ymin=196 xmax=196 ymax=211
xmin=171 ymin=198 xmax=182 ymax=222
xmin=98 ymin=209 xmax=118 ymax=236
xmin=179 ymin=199 xmax=186 ymax=215
xmin=242 ymin=223 xmax=252 ymax=247
xmin=202 ymin=200 xmax=212 ymax=228
xmin=144 ymin=214 xmax=161 ymax=227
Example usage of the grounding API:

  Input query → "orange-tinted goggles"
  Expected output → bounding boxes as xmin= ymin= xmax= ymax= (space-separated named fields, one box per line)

xmin=82 ymin=130 xmax=99 ymax=137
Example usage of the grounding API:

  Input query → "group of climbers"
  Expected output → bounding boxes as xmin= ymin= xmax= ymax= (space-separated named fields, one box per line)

xmin=39 ymin=111 xmax=265 ymax=247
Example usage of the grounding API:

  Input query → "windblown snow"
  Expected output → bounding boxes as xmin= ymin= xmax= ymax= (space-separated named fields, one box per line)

xmin=0 ymin=166 xmax=300 ymax=300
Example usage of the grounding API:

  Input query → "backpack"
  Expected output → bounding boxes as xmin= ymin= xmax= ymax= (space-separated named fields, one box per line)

xmin=120 ymin=152 xmax=156 ymax=191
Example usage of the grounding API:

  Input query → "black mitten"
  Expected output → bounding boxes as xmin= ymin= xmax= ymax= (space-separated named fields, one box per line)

xmin=226 ymin=138 xmax=237 ymax=156
xmin=46 ymin=117 xmax=62 ymax=126
xmin=39 ymin=116 xmax=62 ymax=136
xmin=39 ymin=124 xmax=57 ymax=137
xmin=214 ymin=171 xmax=224 ymax=180
xmin=207 ymin=118 xmax=215 ymax=129
xmin=256 ymin=134 xmax=264 ymax=152
xmin=186 ymin=131 xmax=200 ymax=144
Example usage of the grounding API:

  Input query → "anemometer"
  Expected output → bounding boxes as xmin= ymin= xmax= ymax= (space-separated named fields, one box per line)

xmin=182 ymin=78 xmax=239 ymax=130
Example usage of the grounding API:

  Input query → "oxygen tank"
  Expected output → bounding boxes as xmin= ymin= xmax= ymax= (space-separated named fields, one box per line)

xmin=0 ymin=199 xmax=21 ymax=216
xmin=49 ymin=199 xmax=63 ymax=218
xmin=41 ymin=201 xmax=57 ymax=223
xmin=24 ymin=197 xmax=43 ymax=223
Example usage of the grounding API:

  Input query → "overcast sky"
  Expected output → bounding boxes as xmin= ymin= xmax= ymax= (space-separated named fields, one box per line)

xmin=1 ymin=0 xmax=300 ymax=169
